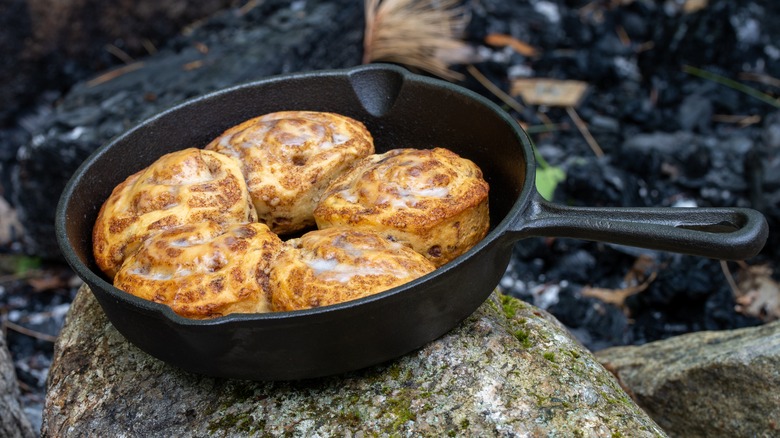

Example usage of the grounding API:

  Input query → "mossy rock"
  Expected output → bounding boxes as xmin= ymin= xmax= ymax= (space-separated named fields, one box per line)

xmin=43 ymin=286 xmax=665 ymax=437
xmin=597 ymin=320 xmax=780 ymax=438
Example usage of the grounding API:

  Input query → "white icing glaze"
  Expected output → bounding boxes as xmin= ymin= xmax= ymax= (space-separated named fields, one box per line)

xmin=304 ymin=257 xmax=388 ymax=283
xmin=132 ymin=268 xmax=171 ymax=281
xmin=415 ymin=186 xmax=450 ymax=198
xmin=332 ymin=132 xmax=350 ymax=144
xmin=374 ymin=185 xmax=450 ymax=209
xmin=338 ymin=189 xmax=359 ymax=203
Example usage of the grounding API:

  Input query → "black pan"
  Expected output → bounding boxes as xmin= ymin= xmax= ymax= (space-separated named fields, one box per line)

xmin=56 ymin=64 xmax=768 ymax=380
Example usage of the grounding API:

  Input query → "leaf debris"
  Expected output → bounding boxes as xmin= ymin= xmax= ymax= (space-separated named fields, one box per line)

xmin=732 ymin=262 xmax=780 ymax=322
xmin=363 ymin=0 xmax=476 ymax=81
xmin=581 ymin=255 xmax=658 ymax=312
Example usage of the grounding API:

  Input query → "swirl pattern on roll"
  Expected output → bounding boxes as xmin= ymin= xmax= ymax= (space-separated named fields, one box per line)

xmin=205 ymin=111 xmax=374 ymax=234
xmin=114 ymin=222 xmax=283 ymax=319
xmin=314 ymin=148 xmax=490 ymax=267
xmin=270 ymin=227 xmax=436 ymax=312
xmin=92 ymin=148 xmax=257 ymax=279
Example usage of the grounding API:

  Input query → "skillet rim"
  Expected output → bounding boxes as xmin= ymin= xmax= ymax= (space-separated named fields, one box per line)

xmin=54 ymin=63 xmax=537 ymax=327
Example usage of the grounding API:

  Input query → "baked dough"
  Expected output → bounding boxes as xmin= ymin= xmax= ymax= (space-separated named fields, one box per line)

xmin=314 ymin=148 xmax=489 ymax=267
xmin=93 ymin=110 xmax=493 ymax=317
xmin=270 ymin=227 xmax=436 ymax=311
xmin=205 ymin=111 xmax=374 ymax=235
xmin=93 ymin=148 xmax=257 ymax=279
xmin=114 ymin=221 xmax=283 ymax=319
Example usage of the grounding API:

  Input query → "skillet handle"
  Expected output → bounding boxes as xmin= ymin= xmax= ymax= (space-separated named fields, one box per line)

xmin=507 ymin=193 xmax=768 ymax=260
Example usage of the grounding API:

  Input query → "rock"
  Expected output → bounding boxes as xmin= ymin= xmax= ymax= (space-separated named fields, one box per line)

xmin=0 ymin=196 xmax=24 ymax=247
xmin=596 ymin=321 xmax=780 ymax=438
xmin=763 ymin=111 xmax=780 ymax=150
xmin=678 ymin=94 xmax=712 ymax=133
xmin=42 ymin=286 xmax=665 ymax=436
xmin=0 ymin=330 xmax=36 ymax=438
xmin=622 ymin=131 xmax=698 ymax=157
xmin=11 ymin=0 xmax=364 ymax=259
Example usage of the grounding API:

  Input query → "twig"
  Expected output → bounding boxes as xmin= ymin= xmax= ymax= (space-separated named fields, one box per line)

xmin=239 ymin=0 xmax=263 ymax=16
xmin=635 ymin=41 xmax=655 ymax=53
xmin=616 ymin=25 xmax=631 ymax=46
xmin=86 ymin=62 xmax=145 ymax=88
xmin=684 ymin=65 xmax=780 ymax=109
xmin=739 ymin=72 xmax=780 ymax=89
xmin=466 ymin=64 xmax=526 ymax=113
xmin=581 ymin=271 xmax=657 ymax=311
xmin=142 ymin=38 xmax=158 ymax=56
xmin=182 ymin=60 xmax=205 ymax=71
xmin=0 ymin=270 xmax=39 ymax=284
xmin=484 ymin=33 xmax=538 ymax=57
xmin=2 ymin=320 xmax=58 ymax=343
xmin=535 ymin=111 xmax=556 ymax=130
xmin=720 ymin=260 xmax=743 ymax=298
xmin=104 ymin=43 xmax=135 ymax=65
xmin=711 ymin=114 xmax=761 ymax=127
xmin=566 ymin=106 xmax=604 ymax=157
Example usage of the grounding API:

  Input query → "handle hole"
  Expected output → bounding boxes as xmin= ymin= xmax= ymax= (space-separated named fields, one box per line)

xmin=677 ymin=221 xmax=739 ymax=233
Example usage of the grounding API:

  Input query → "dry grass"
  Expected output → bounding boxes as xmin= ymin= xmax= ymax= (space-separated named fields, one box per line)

xmin=363 ymin=0 xmax=474 ymax=80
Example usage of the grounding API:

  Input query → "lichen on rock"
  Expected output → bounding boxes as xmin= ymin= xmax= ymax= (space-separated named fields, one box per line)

xmin=597 ymin=320 xmax=780 ymax=438
xmin=42 ymin=286 xmax=665 ymax=436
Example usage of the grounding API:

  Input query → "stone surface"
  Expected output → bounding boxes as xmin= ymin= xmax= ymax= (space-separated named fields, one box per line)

xmin=0 ymin=331 xmax=35 ymax=438
xmin=42 ymin=286 xmax=665 ymax=436
xmin=596 ymin=320 xmax=780 ymax=438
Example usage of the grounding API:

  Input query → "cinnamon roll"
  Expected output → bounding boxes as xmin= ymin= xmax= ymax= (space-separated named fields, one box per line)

xmin=314 ymin=148 xmax=489 ymax=267
xmin=114 ymin=221 xmax=283 ymax=319
xmin=93 ymin=148 xmax=257 ymax=279
xmin=205 ymin=111 xmax=374 ymax=235
xmin=270 ymin=227 xmax=436 ymax=311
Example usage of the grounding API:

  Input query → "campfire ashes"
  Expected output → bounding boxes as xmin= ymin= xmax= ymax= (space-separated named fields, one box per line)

xmin=1 ymin=0 xmax=779 ymax=434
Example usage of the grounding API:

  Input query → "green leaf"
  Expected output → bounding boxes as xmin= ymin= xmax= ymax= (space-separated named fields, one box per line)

xmin=16 ymin=256 xmax=41 ymax=274
xmin=0 ymin=255 xmax=41 ymax=276
xmin=530 ymin=141 xmax=566 ymax=201
xmin=683 ymin=65 xmax=780 ymax=109
xmin=536 ymin=165 xmax=566 ymax=201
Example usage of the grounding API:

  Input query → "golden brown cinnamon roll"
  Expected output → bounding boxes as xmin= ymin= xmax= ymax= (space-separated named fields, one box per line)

xmin=205 ymin=111 xmax=374 ymax=235
xmin=270 ymin=227 xmax=436 ymax=312
xmin=314 ymin=148 xmax=489 ymax=267
xmin=114 ymin=221 xmax=283 ymax=319
xmin=93 ymin=148 xmax=257 ymax=279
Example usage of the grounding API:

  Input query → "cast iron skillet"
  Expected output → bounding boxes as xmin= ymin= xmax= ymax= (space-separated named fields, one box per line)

xmin=56 ymin=64 xmax=768 ymax=380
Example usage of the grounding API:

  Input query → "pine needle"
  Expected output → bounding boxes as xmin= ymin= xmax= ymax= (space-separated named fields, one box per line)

xmin=3 ymin=320 xmax=58 ymax=343
xmin=86 ymin=62 xmax=145 ymax=88
xmin=566 ymin=106 xmax=604 ymax=157
xmin=484 ymin=33 xmax=538 ymax=57
xmin=711 ymin=114 xmax=761 ymax=127
xmin=364 ymin=0 xmax=474 ymax=81
xmin=466 ymin=64 xmax=526 ymax=113
xmin=104 ymin=43 xmax=135 ymax=65
xmin=739 ymin=72 xmax=780 ymax=89
xmin=683 ymin=65 xmax=780 ymax=109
